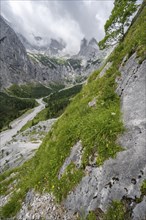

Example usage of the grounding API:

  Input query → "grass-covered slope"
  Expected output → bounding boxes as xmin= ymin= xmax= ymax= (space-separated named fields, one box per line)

xmin=0 ymin=92 xmax=37 ymax=131
xmin=43 ymin=84 xmax=83 ymax=119
xmin=0 ymin=3 xmax=146 ymax=218
xmin=20 ymin=84 xmax=82 ymax=131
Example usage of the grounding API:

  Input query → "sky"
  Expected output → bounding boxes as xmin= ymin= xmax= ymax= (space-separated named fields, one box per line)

xmin=1 ymin=0 xmax=114 ymax=54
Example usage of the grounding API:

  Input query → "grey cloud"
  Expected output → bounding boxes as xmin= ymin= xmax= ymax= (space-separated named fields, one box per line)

xmin=1 ymin=0 xmax=114 ymax=53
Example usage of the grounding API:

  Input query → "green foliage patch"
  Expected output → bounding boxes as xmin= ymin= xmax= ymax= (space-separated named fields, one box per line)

xmin=0 ymin=92 xmax=37 ymax=131
xmin=7 ymin=83 xmax=53 ymax=99
xmin=99 ymin=0 xmax=138 ymax=49
xmin=103 ymin=201 xmax=125 ymax=220
xmin=108 ymin=1 xmax=146 ymax=64
xmin=141 ymin=180 xmax=146 ymax=196
xmin=21 ymin=84 xmax=82 ymax=131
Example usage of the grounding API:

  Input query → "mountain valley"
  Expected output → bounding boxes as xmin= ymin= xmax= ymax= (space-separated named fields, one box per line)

xmin=0 ymin=1 xmax=146 ymax=220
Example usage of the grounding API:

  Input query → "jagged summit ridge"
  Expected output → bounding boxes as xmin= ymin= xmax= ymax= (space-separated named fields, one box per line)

xmin=0 ymin=15 xmax=105 ymax=89
xmin=18 ymin=33 xmax=66 ymax=56
xmin=78 ymin=37 xmax=99 ymax=59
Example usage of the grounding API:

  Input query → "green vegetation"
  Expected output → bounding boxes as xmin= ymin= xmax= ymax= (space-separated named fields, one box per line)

xmin=141 ymin=180 xmax=146 ymax=196
xmin=29 ymin=53 xmax=82 ymax=70
xmin=99 ymin=0 xmax=138 ymax=49
xmin=0 ymin=58 xmax=124 ymax=217
xmin=103 ymin=201 xmax=125 ymax=220
xmin=108 ymin=0 xmax=146 ymax=64
xmin=86 ymin=211 xmax=97 ymax=220
xmin=0 ymin=2 xmax=145 ymax=219
xmin=6 ymin=83 xmax=53 ymax=98
xmin=0 ymin=92 xmax=37 ymax=131
xmin=44 ymin=84 xmax=83 ymax=117
xmin=20 ymin=108 xmax=48 ymax=132
xmin=21 ymin=84 xmax=83 ymax=131
xmin=49 ymin=83 xmax=65 ymax=91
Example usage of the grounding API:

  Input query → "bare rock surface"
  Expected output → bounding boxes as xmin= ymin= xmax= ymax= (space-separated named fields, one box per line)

xmin=88 ymin=98 xmax=96 ymax=108
xmin=132 ymin=196 xmax=146 ymax=220
xmin=0 ymin=118 xmax=56 ymax=173
xmin=0 ymin=193 xmax=13 ymax=209
xmin=58 ymin=141 xmax=83 ymax=179
xmin=0 ymin=96 xmax=57 ymax=173
xmin=0 ymin=16 xmax=106 ymax=90
xmin=0 ymin=99 xmax=45 ymax=147
xmin=98 ymin=62 xmax=112 ymax=78
xmin=17 ymin=190 xmax=76 ymax=220
xmin=63 ymin=54 xmax=146 ymax=216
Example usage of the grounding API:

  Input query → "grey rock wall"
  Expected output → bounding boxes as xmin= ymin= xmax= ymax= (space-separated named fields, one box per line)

xmin=0 ymin=16 xmax=35 ymax=88
xmin=63 ymin=53 xmax=146 ymax=217
xmin=0 ymin=16 xmax=104 ymax=90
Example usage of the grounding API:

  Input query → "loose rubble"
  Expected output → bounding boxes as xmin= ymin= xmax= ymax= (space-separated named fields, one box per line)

xmin=17 ymin=190 xmax=76 ymax=220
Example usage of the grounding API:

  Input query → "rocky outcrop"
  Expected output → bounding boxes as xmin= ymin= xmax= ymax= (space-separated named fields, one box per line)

xmin=47 ymin=38 xmax=66 ymax=56
xmin=78 ymin=38 xmax=100 ymax=60
xmin=63 ymin=53 xmax=146 ymax=217
xmin=0 ymin=16 xmax=68 ymax=89
xmin=0 ymin=118 xmax=57 ymax=173
xmin=132 ymin=196 xmax=146 ymax=220
xmin=0 ymin=16 xmax=36 ymax=89
xmin=18 ymin=34 xmax=66 ymax=56
xmin=17 ymin=190 xmax=76 ymax=220
xmin=58 ymin=141 xmax=83 ymax=179
xmin=0 ymin=16 xmax=107 ymax=90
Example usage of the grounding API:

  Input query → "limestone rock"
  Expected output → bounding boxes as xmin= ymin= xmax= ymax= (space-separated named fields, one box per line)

xmin=132 ymin=196 xmax=146 ymax=220
xmin=58 ymin=141 xmax=83 ymax=179
xmin=63 ymin=54 xmax=146 ymax=216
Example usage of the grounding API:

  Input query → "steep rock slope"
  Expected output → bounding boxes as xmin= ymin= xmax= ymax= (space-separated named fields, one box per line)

xmin=78 ymin=38 xmax=100 ymax=60
xmin=0 ymin=16 xmax=66 ymax=89
xmin=0 ymin=2 xmax=146 ymax=220
xmin=0 ymin=16 xmax=36 ymax=89
xmin=18 ymin=34 xmax=66 ymax=56
xmin=0 ymin=15 xmax=103 ymax=89
xmin=65 ymin=53 xmax=146 ymax=218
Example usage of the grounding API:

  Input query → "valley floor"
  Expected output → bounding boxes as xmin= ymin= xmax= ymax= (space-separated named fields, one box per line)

xmin=0 ymin=98 xmax=56 ymax=173
xmin=0 ymin=98 xmax=45 ymax=147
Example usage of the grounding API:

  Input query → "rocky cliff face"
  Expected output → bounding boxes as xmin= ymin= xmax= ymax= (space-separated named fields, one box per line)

xmin=0 ymin=16 xmax=104 ymax=90
xmin=64 ymin=53 xmax=146 ymax=219
xmin=0 ymin=16 xmax=70 ymax=89
xmin=78 ymin=37 xmax=100 ymax=59
xmin=18 ymin=34 xmax=66 ymax=56
xmin=0 ymin=16 xmax=36 ymax=89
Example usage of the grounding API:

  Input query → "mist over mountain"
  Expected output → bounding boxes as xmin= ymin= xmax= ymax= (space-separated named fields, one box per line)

xmin=1 ymin=0 xmax=114 ymax=54
xmin=0 ymin=15 xmax=107 ymax=90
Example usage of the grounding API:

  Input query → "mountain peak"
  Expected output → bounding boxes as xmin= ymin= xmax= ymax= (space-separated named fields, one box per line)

xmin=78 ymin=37 xmax=100 ymax=59
xmin=34 ymin=36 xmax=42 ymax=42
xmin=80 ymin=38 xmax=88 ymax=49
xmin=89 ymin=38 xmax=98 ymax=46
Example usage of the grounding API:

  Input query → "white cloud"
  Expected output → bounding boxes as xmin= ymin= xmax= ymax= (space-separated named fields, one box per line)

xmin=1 ymin=0 xmax=114 ymax=54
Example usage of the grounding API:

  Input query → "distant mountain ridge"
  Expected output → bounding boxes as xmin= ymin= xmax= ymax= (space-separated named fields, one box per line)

xmin=0 ymin=15 xmax=107 ymax=90
xmin=78 ymin=37 xmax=100 ymax=59
xmin=18 ymin=32 xmax=102 ymax=61
xmin=18 ymin=34 xmax=66 ymax=56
